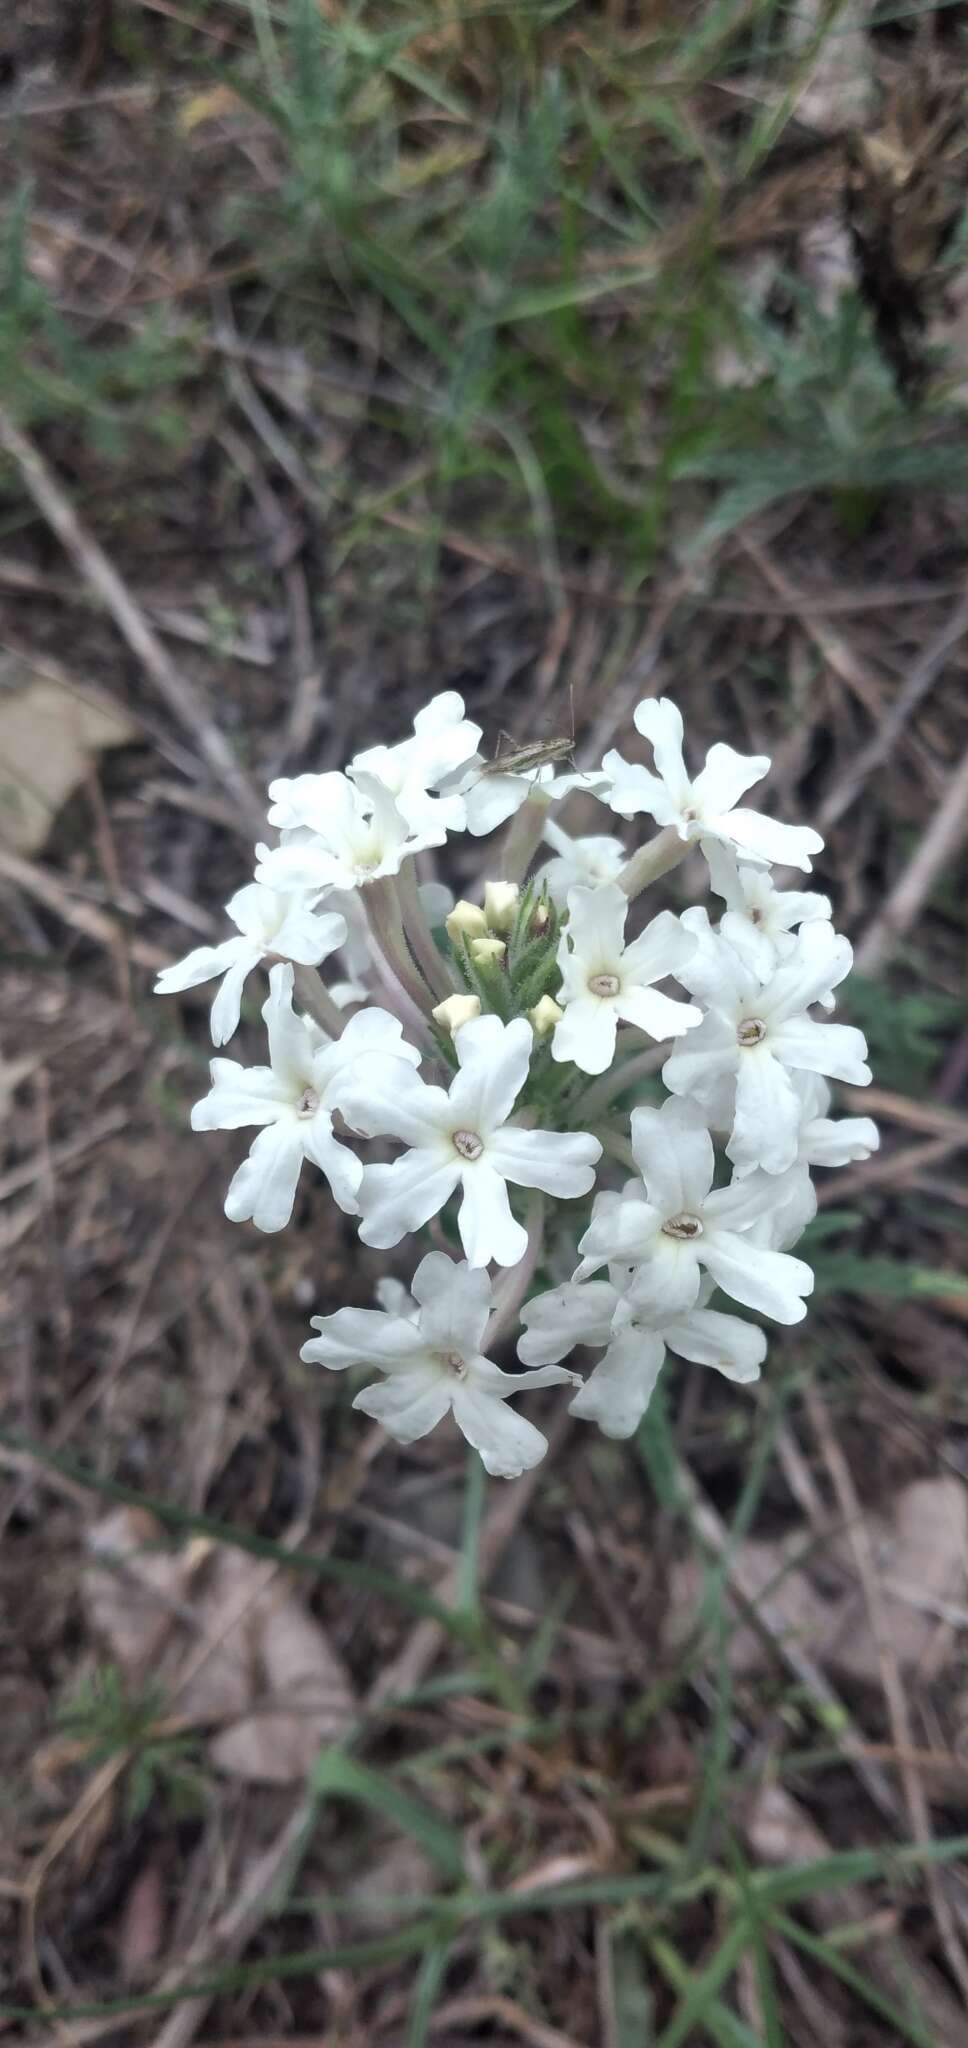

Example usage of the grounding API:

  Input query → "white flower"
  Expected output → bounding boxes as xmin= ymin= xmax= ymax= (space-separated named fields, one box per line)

xmin=155 ymin=885 xmax=346 ymax=1046
xmin=458 ymin=761 xmax=610 ymax=837
xmin=301 ymin=1253 xmax=579 ymax=1477
xmin=519 ymin=1273 xmax=764 ymax=1438
xmin=792 ymin=1072 xmax=879 ymax=1170
xmin=663 ymin=921 xmax=871 ymax=1177
xmin=256 ymin=770 xmax=442 ymax=894
xmin=191 ymin=963 xmax=420 ymax=1232
xmin=338 ymin=1014 xmax=601 ymax=1268
xmin=552 ymin=883 xmax=701 ymax=1075
xmin=349 ymin=691 xmax=482 ymax=838
xmin=574 ymin=1098 xmax=813 ymax=1324
xmin=537 ymin=820 xmax=626 ymax=908
xmin=703 ymin=841 xmax=832 ymax=981
xmin=601 ymin=697 xmax=823 ymax=871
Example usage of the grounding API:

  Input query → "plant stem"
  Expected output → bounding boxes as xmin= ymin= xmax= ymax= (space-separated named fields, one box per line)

xmin=619 ymin=826 xmax=690 ymax=899
xmin=364 ymin=877 xmax=434 ymax=1019
xmin=290 ymin=964 xmax=346 ymax=1038
xmin=484 ymin=1194 xmax=545 ymax=1349
xmin=578 ymin=1044 xmax=665 ymax=1117
xmin=500 ymin=790 xmax=552 ymax=883
xmin=593 ymin=1124 xmax=638 ymax=1171
xmin=394 ymin=860 xmax=454 ymax=1002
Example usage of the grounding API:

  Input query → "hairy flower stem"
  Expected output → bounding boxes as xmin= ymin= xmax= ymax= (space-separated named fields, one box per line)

xmin=394 ymin=860 xmax=454 ymax=1002
xmin=619 ymin=826 xmax=690 ymax=900
xmin=578 ymin=1044 xmax=665 ymax=1117
xmin=291 ymin=963 xmax=347 ymax=1038
xmin=501 ymin=791 xmax=552 ymax=884
xmin=364 ymin=877 xmax=434 ymax=1019
xmin=484 ymin=1194 xmax=545 ymax=1348
xmin=593 ymin=1124 xmax=638 ymax=1171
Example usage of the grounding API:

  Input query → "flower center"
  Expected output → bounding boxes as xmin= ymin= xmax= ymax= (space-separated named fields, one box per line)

xmin=737 ymin=1017 xmax=767 ymax=1047
xmin=750 ymin=907 xmax=763 ymax=926
xmin=439 ymin=1350 xmax=468 ymax=1379
xmin=662 ymin=1212 xmax=704 ymax=1240
xmin=452 ymin=1128 xmax=484 ymax=1161
xmin=296 ymin=1086 xmax=320 ymax=1119
xmin=588 ymin=971 xmax=621 ymax=998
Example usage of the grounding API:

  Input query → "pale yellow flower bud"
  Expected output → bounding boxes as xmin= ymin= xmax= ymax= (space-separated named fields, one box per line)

xmin=483 ymin=880 xmax=519 ymax=933
xmin=470 ymin=937 xmax=506 ymax=967
xmin=445 ymin=899 xmax=488 ymax=943
xmin=432 ymin=993 xmax=482 ymax=1035
xmin=529 ymin=995 xmax=563 ymax=1036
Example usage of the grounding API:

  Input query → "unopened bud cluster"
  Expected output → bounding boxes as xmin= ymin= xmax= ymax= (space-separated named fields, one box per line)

xmin=156 ymin=693 xmax=876 ymax=1478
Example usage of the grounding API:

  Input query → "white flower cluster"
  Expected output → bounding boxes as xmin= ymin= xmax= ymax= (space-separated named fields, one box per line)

xmin=156 ymin=691 xmax=876 ymax=1478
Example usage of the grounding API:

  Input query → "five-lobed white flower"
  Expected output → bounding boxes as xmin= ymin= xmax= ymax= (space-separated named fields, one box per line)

xmin=338 ymin=1013 xmax=602 ymax=1268
xmin=574 ymin=1098 xmax=814 ymax=1324
xmin=154 ymin=884 xmax=346 ymax=1047
xmin=602 ymin=696 xmax=824 ymax=871
xmin=663 ymin=919 xmax=872 ymax=1178
xmin=537 ymin=819 xmax=626 ymax=907
xmin=519 ymin=1272 xmax=765 ymax=1438
xmin=256 ymin=770 xmax=443 ymax=896
xmin=301 ymin=1252 xmax=579 ymax=1478
xmin=348 ymin=690 xmax=482 ymax=838
xmin=552 ymin=882 xmax=701 ymax=1075
xmin=190 ymin=963 xmax=420 ymax=1232
xmin=703 ymin=841 xmax=832 ymax=982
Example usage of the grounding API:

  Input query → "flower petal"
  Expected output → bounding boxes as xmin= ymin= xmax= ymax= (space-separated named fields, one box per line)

xmin=410 ymin=1252 xmax=491 ymax=1356
xmin=155 ymin=936 xmax=245 ymax=996
xmin=486 ymin=1125 xmax=601 ymax=1198
xmin=357 ymin=1151 xmax=461 ymax=1249
xmin=518 ymin=1280 xmax=618 ymax=1364
xmin=701 ymin=1228 xmax=813 ymax=1324
xmin=718 ymin=810 xmax=823 ymax=872
xmin=621 ymin=906 xmax=697 ymax=985
xmin=551 ymin=996 xmax=617 ymax=1075
xmin=262 ymin=963 xmax=313 ymax=1094
xmin=728 ymin=1045 xmax=801 ymax=1177
xmin=770 ymin=1016 xmax=871 ymax=1085
xmin=449 ymin=1383 xmax=550 ymax=1478
xmin=302 ymin=1308 xmax=430 ymax=1372
xmin=629 ymin=1100 xmax=714 ymax=1213
xmin=353 ymin=1370 xmax=453 ymax=1443
xmin=632 ymin=697 xmax=691 ymax=805
xmin=191 ymin=1059 xmax=286 ymax=1131
xmin=600 ymin=750 xmax=674 ymax=824
xmin=336 ymin=1065 xmax=451 ymax=1146
xmin=564 ymin=881 xmax=628 ymax=965
xmin=692 ymin=742 xmax=769 ymax=815
xmin=449 ymin=1015 xmax=532 ymax=1133
xmin=662 ymin=1013 xmax=738 ymax=1104
xmin=616 ymin=986 xmax=702 ymax=1042
xmin=301 ymin=1115 xmax=363 ymax=1214
xmin=209 ymin=950 xmax=261 ymax=1046
xmin=223 ymin=1122 xmax=305 ymax=1233
xmin=663 ymin=1306 xmax=765 ymax=1382
xmin=457 ymin=1163 xmax=527 ymax=1268
xmin=569 ymin=1328 xmax=666 ymax=1437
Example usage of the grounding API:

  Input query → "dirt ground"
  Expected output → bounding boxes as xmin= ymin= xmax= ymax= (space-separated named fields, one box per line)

xmin=1 ymin=4 xmax=968 ymax=2045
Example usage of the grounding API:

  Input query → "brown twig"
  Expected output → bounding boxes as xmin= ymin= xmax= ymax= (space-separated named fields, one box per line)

xmin=854 ymin=736 xmax=968 ymax=974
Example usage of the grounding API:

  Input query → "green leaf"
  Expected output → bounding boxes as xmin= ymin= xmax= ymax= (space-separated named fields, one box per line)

xmin=310 ymin=1750 xmax=465 ymax=1880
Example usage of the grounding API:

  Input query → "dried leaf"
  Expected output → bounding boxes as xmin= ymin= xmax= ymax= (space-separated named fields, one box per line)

xmin=0 ymin=674 xmax=135 ymax=852
xmin=82 ymin=1511 xmax=355 ymax=1784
